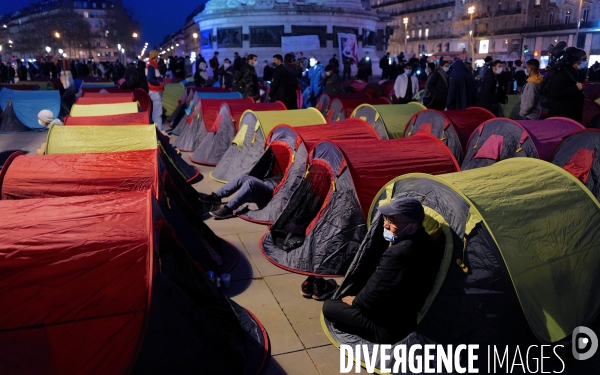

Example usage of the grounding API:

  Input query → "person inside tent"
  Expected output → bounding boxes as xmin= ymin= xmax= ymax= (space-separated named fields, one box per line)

xmin=322 ymin=198 xmax=443 ymax=344
xmin=35 ymin=110 xmax=63 ymax=154
xmin=202 ymin=172 xmax=283 ymax=220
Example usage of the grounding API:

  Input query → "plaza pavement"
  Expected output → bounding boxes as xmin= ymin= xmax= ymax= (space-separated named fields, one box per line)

xmin=178 ymin=144 xmax=345 ymax=375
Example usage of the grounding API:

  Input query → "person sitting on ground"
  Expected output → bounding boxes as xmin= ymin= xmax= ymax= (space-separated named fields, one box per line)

xmin=519 ymin=59 xmax=542 ymax=120
xmin=203 ymin=173 xmax=283 ymax=220
xmin=322 ymin=197 xmax=443 ymax=344
xmin=35 ymin=110 xmax=63 ymax=154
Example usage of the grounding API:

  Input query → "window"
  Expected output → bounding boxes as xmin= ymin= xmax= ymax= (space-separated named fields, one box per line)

xmin=84 ymin=11 xmax=89 ymax=18
xmin=94 ymin=20 xmax=99 ymax=27
xmin=412 ymin=30 xmax=415 ymax=38
xmin=549 ymin=12 xmax=554 ymax=25
xmin=96 ymin=41 xmax=101 ymax=47
xmin=425 ymin=28 xmax=429 ymax=37
xmin=565 ymin=11 xmax=570 ymax=24
xmin=102 ymin=2 xmax=106 ymax=8
xmin=583 ymin=9 xmax=589 ymax=23
xmin=535 ymin=0 xmax=540 ymax=5
xmin=92 ymin=3 xmax=97 ymax=8
xmin=534 ymin=16 xmax=539 ymax=28
xmin=419 ymin=29 xmax=422 ymax=38
xmin=516 ymin=1 xmax=520 ymax=9
xmin=461 ymin=0 xmax=466 ymax=4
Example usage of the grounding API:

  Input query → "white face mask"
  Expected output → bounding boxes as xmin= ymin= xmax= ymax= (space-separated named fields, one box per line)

xmin=224 ymin=63 xmax=230 ymax=68
xmin=310 ymin=59 xmax=316 ymax=67
xmin=252 ymin=60 xmax=258 ymax=66
xmin=496 ymin=67 xmax=503 ymax=74
xmin=525 ymin=69 xmax=530 ymax=76
xmin=443 ymin=66 xmax=450 ymax=72
xmin=579 ymin=61 xmax=588 ymax=69
xmin=326 ymin=72 xmax=331 ymax=76
xmin=405 ymin=70 xmax=412 ymax=75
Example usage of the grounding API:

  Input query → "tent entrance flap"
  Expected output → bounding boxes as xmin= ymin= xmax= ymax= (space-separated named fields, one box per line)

xmin=271 ymin=162 xmax=332 ymax=251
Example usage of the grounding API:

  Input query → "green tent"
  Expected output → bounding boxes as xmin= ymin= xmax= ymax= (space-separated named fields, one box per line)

xmin=351 ymin=102 xmax=426 ymax=139
xmin=324 ymin=158 xmax=600 ymax=373
xmin=162 ymin=83 xmax=186 ymax=116
xmin=503 ymin=94 xmax=522 ymax=119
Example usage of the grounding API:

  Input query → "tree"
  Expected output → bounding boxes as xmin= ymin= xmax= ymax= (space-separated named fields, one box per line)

xmin=104 ymin=0 xmax=142 ymax=57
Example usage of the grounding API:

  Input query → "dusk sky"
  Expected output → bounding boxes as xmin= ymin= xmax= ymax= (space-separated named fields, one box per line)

xmin=0 ymin=0 xmax=204 ymax=47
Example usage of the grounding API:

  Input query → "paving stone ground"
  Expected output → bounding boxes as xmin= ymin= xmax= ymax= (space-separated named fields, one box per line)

xmin=178 ymin=145 xmax=344 ymax=375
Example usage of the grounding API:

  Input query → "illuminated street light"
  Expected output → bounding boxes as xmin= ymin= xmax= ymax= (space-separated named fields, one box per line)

xmin=55 ymin=32 xmax=60 ymax=38
xmin=403 ymin=17 xmax=409 ymax=54
xmin=193 ymin=32 xmax=198 ymax=39
xmin=46 ymin=46 xmax=51 ymax=53
xmin=58 ymin=49 xmax=63 ymax=54
xmin=63 ymin=53 xmax=67 ymax=57
xmin=176 ymin=43 xmax=179 ymax=47
xmin=468 ymin=6 xmax=476 ymax=62
xmin=133 ymin=32 xmax=138 ymax=38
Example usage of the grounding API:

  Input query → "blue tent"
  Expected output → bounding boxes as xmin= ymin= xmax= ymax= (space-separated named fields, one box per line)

xmin=0 ymin=89 xmax=59 ymax=132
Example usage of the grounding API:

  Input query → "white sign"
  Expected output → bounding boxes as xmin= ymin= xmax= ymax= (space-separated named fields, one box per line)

xmin=281 ymin=35 xmax=321 ymax=52
xmin=338 ymin=32 xmax=359 ymax=65
xmin=479 ymin=40 xmax=489 ymax=55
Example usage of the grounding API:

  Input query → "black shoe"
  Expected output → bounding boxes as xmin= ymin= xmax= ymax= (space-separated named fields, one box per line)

xmin=301 ymin=276 xmax=316 ymax=298
xmin=210 ymin=205 xmax=236 ymax=220
xmin=200 ymin=193 xmax=222 ymax=204
xmin=312 ymin=278 xmax=338 ymax=301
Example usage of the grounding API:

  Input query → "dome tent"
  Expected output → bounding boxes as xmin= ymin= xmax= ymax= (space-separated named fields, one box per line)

xmin=315 ymin=93 xmax=370 ymax=117
xmin=351 ymin=102 xmax=426 ymax=139
xmin=552 ymin=128 xmax=600 ymax=201
xmin=0 ymin=149 xmax=236 ymax=274
xmin=0 ymin=191 xmax=269 ymax=375
xmin=70 ymin=102 xmax=139 ymax=117
xmin=235 ymin=119 xmax=381 ymax=225
xmin=0 ymin=89 xmax=59 ymax=132
xmin=325 ymin=97 xmax=391 ymax=123
xmin=174 ymin=97 xmax=253 ymax=152
xmin=323 ymin=158 xmax=600 ymax=373
xmin=190 ymin=101 xmax=287 ymax=166
xmin=210 ymin=108 xmax=326 ymax=183
xmin=260 ymin=135 xmax=459 ymax=275
xmin=403 ymin=107 xmax=495 ymax=164
xmin=462 ymin=117 xmax=584 ymax=170
xmin=63 ymin=112 xmax=150 ymax=125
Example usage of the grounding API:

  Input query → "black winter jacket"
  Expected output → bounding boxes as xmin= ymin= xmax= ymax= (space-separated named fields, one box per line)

xmin=234 ymin=64 xmax=259 ymax=101
xmin=353 ymin=228 xmax=443 ymax=340
xmin=546 ymin=66 xmax=584 ymax=124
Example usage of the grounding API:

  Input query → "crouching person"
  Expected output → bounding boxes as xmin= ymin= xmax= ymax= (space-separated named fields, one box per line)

xmin=203 ymin=173 xmax=282 ymax=220
xmin=322 ymin=198 xmax=442 ymax=344
xmin=36 ymin=110 xmax=63 ymax=154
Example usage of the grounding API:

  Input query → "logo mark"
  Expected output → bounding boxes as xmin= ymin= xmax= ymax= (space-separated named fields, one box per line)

xmin=572 ymin=326 xmax=598 ymax=360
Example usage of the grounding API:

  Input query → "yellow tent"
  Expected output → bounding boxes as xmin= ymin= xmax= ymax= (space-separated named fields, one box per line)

xmin=45 ymin=125 xmax=157 ymax=154
xmin=70 ymin=102 xmax=139 ymax=117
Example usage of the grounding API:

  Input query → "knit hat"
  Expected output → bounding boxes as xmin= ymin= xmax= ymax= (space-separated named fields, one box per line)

xmin=149 ymin=50 xmax=159 ymax=60
xmin=38 ymin=110 xmax=54 ymax=124
xmin=378 ymin=197 xmax=425 ymax=224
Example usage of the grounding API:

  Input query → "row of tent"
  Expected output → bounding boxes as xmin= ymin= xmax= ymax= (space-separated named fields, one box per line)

xmin=0 ymin=87 xmax=273 ymax=374
xmin=163 ymin=88 xmax=600 ymax=372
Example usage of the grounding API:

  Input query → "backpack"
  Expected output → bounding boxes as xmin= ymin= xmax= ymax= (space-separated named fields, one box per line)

xmin=539 ymin=75 xmax=551 ymax=108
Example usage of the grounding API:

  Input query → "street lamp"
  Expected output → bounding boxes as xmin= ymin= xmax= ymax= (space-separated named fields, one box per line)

xmin=468 ymin=6 xmax=475 ymax=62
xmin=58 ymin=49 xmax=63 ymax=54
xmin=55 ymin=32 xmax=60 ymax=38
xmin=403 ymin=17 xmax=409 ymax=55
xmin=133 ymin=32 xmax=138 ymax=38
xmin=46 ymin=46 xmax=51 ymax=54
xmin=575 ymin=0 xmax=584 ymax=44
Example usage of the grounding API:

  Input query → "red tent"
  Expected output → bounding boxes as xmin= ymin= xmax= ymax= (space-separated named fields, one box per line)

xmin=237 ymin=118 xmax=382 ymax=224
xmin=174 ymin=97 xmax=254 ymax=152
xmin=0 ymin=191 xmax=269 ymax=375
xmin=261 ymin=134 xmax=460 ymax=275
xmin=190 ymin=101 xmax=287 ymax=166
xmin=80 ymin=86 xmax=122 ymax=93
xmin=76 ymin=96 xmax=134 ymax=104
xmin=81 ymin=92 xmax=134 ymax=99
xmin=0 ymin=150 xmax=160 ymax=200
xmin=315 ymin=93 xmax=370 ymax=116
xmin=63 ymin=112 xmax=149 ymax=125
xmin=404 ymin=107 xmax=495 ymax=163
xmin=462 ymin=117 xmax=585 ymax=170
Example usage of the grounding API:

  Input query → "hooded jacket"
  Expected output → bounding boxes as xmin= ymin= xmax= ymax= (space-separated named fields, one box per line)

xmin=519 ymin=72 xmax=542 ymax=119
xmin=446 ymin=60 xmax=477 ymax=110
xmin=545 ymin=65 xmax=584 ymax=123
